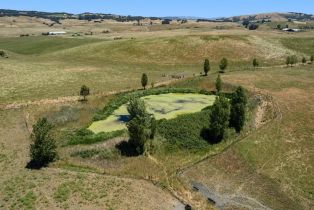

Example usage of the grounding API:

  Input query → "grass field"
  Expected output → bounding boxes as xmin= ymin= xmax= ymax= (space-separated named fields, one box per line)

xmin=0 ymin=18 xmax=314 ymax=210
xmin=89 ymin=93 xmax=216 ymax=133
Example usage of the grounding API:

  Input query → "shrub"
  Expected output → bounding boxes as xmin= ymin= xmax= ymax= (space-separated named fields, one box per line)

xmin=253 ymin=58 xmax=259 ymax=68
xmin=29 ymin=118 xmax=57 ymax=168
xmin=80 ymin=85 xmax=90 ymax=101
xmin=302 ymin=57 xmax=307 ymax=64
xmin=229 ymin=86 xmax=247 ymax=133
xmin=141 ymin=73 xmax=148 ymax=90
xmin=311 ymin=55 xmax=314 ymax=63
xmin=219 ymin=58 xmax=228 ymax=72
xmin=215 ymin=74 xmax=222 ymax=93
xmin=209 ymin=96 xmax=230 ymax=142
xmin=203 ymin=59 xmax=210 ymax=76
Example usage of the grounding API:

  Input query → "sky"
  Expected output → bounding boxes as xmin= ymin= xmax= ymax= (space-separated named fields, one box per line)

xmin=0 ymin=0 xmax=313 ymax=18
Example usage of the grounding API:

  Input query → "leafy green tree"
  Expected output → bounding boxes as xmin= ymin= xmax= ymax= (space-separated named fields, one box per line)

xmin=302 ymin=57 xmax=307 ymax=64
xmin=126 ymin=98 xmax=156 ymax=154
xmin=209 ymin=96 xmax=230 ymax=142
xmin=215 ymin=74 xmax=222 ymax=93
xmin=219 ymin=58 xmax=228 ymax=72
xmin=311 ymin=55 xmax=314 ymax=63
xmin=29 ymin=118 xmax=57 ymax=168
xmin=253 ymin=58 xmax=259 ymax=68
xmin=141 ymin=73 xmax=148 ymax=89
xmin=80 ymin=85 xmax=90 ymax=101
xmin=290 ymin=55 xmax=298 ymax=66
xmin=203 ymin=58 xmax=210 ymax=76
xmin=229 ymin=86 xmax=247 ymax=133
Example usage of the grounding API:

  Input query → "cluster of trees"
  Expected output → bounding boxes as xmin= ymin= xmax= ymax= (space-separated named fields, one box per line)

xmin=209 ymin=86 xmax=247 ymax=142
xmin=286 ymin=55 xmax=314 ymax=67
xmin=203 ymin=58 xmax=228 ymax=75
xmin=126 ymin=97 xmax=156 ymax=154
xmin=242 ymin=20 xmax=259 ymax=30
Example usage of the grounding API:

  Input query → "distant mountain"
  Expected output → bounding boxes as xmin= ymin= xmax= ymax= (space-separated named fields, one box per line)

xmin=0 ymin=9 xmax=313 ymax=23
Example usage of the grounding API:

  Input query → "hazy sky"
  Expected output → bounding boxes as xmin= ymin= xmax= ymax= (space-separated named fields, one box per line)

xmin=1 ymin=0 xmax=313 ymax=18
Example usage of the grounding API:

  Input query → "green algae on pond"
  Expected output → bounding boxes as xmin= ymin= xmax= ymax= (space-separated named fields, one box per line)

xmin=89 ymin=93 xmax=216 ymax=133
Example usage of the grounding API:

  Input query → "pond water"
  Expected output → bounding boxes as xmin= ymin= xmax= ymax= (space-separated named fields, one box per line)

xmin=89 ymin=93 xmax=216 ymax=133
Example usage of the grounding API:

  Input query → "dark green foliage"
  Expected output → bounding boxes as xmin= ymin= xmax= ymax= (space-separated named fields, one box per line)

xmin=158 ymin=110 xmax=211 ymax=150
xmin=311 ymin=55 xmax=314 ymax=63
xmin=209 ymin=96 xmax=230 ymax=142
xmin=286 ymin=55 xmax=298 ymax=67
xmin=229 ymin=86 xmax=247 ymax=133
xmin=219 ymin=58 xmax=228 ymax=72
xmin=66 ymin=129 xmax=124 ymax=145
xmin=80 ymin=85 xmax=90 ymax=101
xmin=302 ymin=57 xmax=307 ymax=64
xmin=253 ymin=58 xmax=259 ymax=68
xmin=29 ymin=118 xmax=57 ymax=167
xmin=141 ymin=73 xmax=148 ymax=89
xmin=215 ymin=74 xmax=222 ymax=93
xmin=126 ymin=97 xmax=155 ymax=154
xmin=0 ymin=50 xmax=8 ymax=58
xmin=203 ymin=59 xmax=210 ymax=76
xmin=150 ymin=117 xmax=157 ymax=139
xmin=248 ymin=23 xmax=259 ymax=30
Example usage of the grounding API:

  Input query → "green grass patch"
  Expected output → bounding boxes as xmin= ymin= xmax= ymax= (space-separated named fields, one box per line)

xmin=54 ymin=182 xmax=72 ymax=203
xmin=281 ymin=37 xmax=314 ymax=55
xmin=18 ymin=191 xmax=36 ymax=210
xmin=65 ymin=129 xmax=125 ymax=146
xmin=71 ymin=148 xmax=120 ymax=160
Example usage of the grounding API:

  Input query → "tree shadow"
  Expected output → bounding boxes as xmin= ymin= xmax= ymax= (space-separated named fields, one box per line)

xmin=25 ymin=160 xmax=47 ymax=170
xmin=115 ymin=141 xmax=140 ymax=157
xmin=200 ymin=128 xmax=222 ymax=145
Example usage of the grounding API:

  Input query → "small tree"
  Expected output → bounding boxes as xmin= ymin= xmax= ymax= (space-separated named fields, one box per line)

xmin=310 ymin=55 xmax=314 ymax=64
xmin=219 ymin=58 xmax=228 ymax=73
xmin=286 ymin=56 xmax=291 ymax=67
xmin=209 ymin=96 xmax=230 ymax=142
xmin=80 ymin=85 xmax=90 ymax=101
xmin=203 ymin=58 xmax=210 ymax=76
xmin=253 ymin=58 xmax=259 ymax=68
xmin=141 ymin=73 xmax=148 ymax=90
xmin=229 ymin=86 xmax=247 ymax=133
xmin=215 ymin=74 xmax=222 ymax=93
xmin=302 ymin=57 xmax=307 ymax=64
xmin=29 ymin=118 xmax=57 ymax=168
xmin=127 ymin=98 xmax=155 ymax=154
xmin=290 ymin=55 xmax=298 ymax=66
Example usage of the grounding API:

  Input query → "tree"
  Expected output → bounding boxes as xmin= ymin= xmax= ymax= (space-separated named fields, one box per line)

xmin=209 ymin=96 xmax=230 ymax=142
xmin=126 ymin=97 xmax=156 ymax=154
xmin=302 ymin=57 xmax=307 ymax=64
xmin=80 ymin=85 xmax=90 ymax=101
xmin=29 ymin=118 xmax=57 ymax=168
xmin=290 ymin=55 xmax=298 ymax=66
xmin=311 ymin=55 xmax=314 ymax=64
xmin=203 ymin=59 xmax=210 ymax=76
xmin=253 ymin=58 xmax=259 ymax=68
xmin=286 ymin=56 xmax=291 ymax=67
xmin=215 ymin=74 xmax=222 ymax=93
xmin=229 ymin=86 xmax=247 ymax=133
xmin=219 ymin=58 xmax=228 ymax=72
xmin=141 ymin=73 xmax=148 ymax=90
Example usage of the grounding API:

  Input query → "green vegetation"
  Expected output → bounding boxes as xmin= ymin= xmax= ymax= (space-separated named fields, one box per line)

xmin=209 ymin=96 xmax=230 ymax=142
xmin=219 ymin=58 xmax=228 ymax=72
xmin=80 ymin=85 xmax=90 ymax=101
xmin=71 ymin=148 xmax=120 ymax=159
xmin=215 ymin=74 xmax=222 ymax=93
xmin=253 ymin=58 xmax=259 ymax=68
xmin=302 ymin=57 xmax=307 ymax=64
xmin=127 ymin=97 xmax=155 ymax=154
xmin=286 ymin=55 xmax=298 ymax=67
xmin=89 ymin=91 xmax=216 ymax=133
xmin=203 ymin=58 xmax=210 ymax=76
xmin=141 ymin=73 xmax=148 ymax=90
xmin=19 ymin=191 xmax=36 ymax=210
xmin=229 ymin=86 xmax=247 ymax=133
xmin=29 ymin=118 xmax=57 ymax=168
xmin=65 ymin=129 xmax=125 ymax=146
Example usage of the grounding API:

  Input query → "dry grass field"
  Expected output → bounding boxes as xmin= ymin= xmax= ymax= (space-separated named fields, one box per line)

xmin=0 ymin=16 xmax=314 ymax=210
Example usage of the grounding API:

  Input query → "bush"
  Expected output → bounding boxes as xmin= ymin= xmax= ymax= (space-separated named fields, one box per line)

xmin=215 ymin=74 xmax=222 ymax=93
xmin=29 ymin=118 xmax=57 ymax=168
xmin=80 ymin=85 xmax=90 ymax=101
xmin=219 ymin=58 xmax=228 ymax=72
xmin=253 ymin=58 xmax=259 ymax=68
xmin=209 ymin=96 xmax=230 ymax=142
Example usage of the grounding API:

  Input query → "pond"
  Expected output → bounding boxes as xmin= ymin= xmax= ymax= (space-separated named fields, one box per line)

xmin=89 ymin=93 xmax=216 ymax=133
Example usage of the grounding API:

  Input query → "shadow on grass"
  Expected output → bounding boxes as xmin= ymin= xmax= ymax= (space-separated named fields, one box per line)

xmin=25 ymin=160 xmax=47 ymax=170
xmin=115 ymin=141 xmax=140 ymax=157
